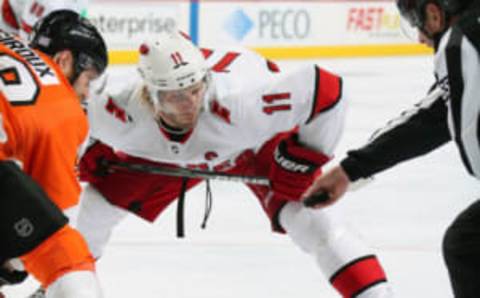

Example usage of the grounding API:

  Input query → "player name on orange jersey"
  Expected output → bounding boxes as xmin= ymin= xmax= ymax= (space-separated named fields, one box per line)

xmin=0 ymin=30 xmax=54 ymax=79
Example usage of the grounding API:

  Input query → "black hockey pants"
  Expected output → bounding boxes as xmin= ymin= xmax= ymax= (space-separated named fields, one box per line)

xmin=443 ymin=199 xmax=480 ymax=298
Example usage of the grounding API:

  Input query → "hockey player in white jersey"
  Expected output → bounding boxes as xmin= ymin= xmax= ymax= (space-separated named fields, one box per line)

xmin=77 ymin=31 xmax=394 ymax=298
xmin=0 ymin=0 xmax=88 ymax=39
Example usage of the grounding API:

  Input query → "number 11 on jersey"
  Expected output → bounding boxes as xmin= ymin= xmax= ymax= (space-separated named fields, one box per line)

xmin=262 ymin=92 xmax=291 ymax=115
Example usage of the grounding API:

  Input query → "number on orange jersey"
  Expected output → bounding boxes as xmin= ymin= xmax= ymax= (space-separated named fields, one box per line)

xmin=0 ymin=54 xmax=39 ymax=105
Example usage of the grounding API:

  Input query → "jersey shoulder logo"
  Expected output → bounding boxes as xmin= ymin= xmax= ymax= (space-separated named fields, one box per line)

xmin=210 ymin=100 xmax=231 ymax=124
xmin=105 ymin=97 xmax=133 ymax=123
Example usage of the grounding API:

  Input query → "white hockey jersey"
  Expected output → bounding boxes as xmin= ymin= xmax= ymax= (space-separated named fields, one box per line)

xmin=0 ymin=0 xmax=88 ymax=38
xmin=87 ymin=47 xmax=348 ymax=170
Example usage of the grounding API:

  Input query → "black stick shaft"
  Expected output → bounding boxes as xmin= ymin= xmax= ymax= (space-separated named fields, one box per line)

xmin=103 ymin=160 xmax=270 ymax=186
xmin=102 ymin=159 xmax=330 ymax=207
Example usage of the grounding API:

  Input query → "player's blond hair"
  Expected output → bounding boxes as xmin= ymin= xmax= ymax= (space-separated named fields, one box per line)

xmin=139 ymin=85 xmax=160 ymax=120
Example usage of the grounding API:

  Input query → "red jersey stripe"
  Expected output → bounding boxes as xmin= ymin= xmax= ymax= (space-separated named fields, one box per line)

xmin=306 ymin=66 xmax=342 ymax=124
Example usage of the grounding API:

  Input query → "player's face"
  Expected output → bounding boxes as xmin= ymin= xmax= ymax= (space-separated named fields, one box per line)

xmin=72 ymin=68 xmax=100 ymax=103
xmin=155 ymin=81 xmax=206 ymax=130
xmin=55 ymin=50 xmax=100 ymax=103
xmin=416 ymin=3 xmax=444 ymax=48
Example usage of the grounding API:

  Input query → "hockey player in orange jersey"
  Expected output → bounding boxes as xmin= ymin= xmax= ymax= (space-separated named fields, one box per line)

xmin=0 ymin=9 xmax=107 ymax=298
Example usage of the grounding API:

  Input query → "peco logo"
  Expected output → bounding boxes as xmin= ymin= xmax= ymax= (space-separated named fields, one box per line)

xmin=347 ymin=6 xmax=400 ymax=34
xmin=224 ymin=8 xmax=311 ymax=41
xmin=259 ymin=9 xmax=310 ymax=40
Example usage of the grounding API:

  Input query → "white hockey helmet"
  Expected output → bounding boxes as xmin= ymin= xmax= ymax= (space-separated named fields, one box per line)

xmin=137 ymin=31 xmax=208 ymax=93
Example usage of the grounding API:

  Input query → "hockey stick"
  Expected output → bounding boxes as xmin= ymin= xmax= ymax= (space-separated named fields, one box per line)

xmin=101 ymin=159 xmax=329 ymax=206
xmin=101 ymin=159 xmax=270 ymax=185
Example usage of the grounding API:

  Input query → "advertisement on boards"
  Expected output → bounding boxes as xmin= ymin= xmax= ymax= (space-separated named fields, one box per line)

xmin=89 ymin=1 xmax=188 ymax=50
xmin=198 ymin=1 xmax=413 ymax=47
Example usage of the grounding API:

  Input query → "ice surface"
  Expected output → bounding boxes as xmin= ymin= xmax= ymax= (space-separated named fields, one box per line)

xmin=5 ymin=56 xmax=479 ymax=298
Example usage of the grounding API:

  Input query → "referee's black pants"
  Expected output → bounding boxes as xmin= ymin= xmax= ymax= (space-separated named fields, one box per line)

xmin=443 ymin=199 xmax=480 ymax=298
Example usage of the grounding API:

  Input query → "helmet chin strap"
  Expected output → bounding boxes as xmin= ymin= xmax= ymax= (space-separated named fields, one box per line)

xmin=68 ymin=52 xmax=83 ymax=86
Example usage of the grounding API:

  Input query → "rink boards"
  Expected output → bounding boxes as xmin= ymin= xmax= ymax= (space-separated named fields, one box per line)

xmin=86 ymin=0 xmax=433 ymax=64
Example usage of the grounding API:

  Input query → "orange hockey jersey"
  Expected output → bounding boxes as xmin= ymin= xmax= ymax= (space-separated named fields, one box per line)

xmin=0 ymin=30 xmax=88 ymax=210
